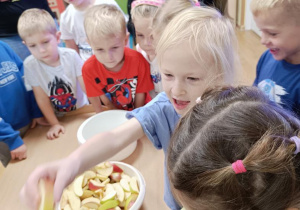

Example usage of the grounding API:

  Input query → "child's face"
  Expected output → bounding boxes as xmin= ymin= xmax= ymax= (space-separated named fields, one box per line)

xmin=89 ymin=34 xmax=128 ymax=72
xmin=253 ymin=8 xmax=300 ymax=64
xmin=24 ymin=31 xmax=60 ymax=66
xmin=160 ymin=41 xmax=218 ymax=115
xmin=134 ymin=17 xmax=155 ymax=57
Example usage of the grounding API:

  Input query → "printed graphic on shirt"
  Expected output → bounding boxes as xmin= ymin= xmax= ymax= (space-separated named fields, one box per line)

xmin=0 ymin=61 xmax=19 ymax=87
xmin=48 ymin=76 xmax=77 ymax=112
xmin=258 ymin=79 xmax=288 ymax=105
xmin=151 ymin=71 xmax=161 ymax=84
xmin=103 ymin=77 xmax=138 ymax=110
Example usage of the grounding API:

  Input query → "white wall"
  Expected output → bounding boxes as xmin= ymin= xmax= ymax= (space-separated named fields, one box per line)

xmin=245 ymin=0 xmax=261 ymax=36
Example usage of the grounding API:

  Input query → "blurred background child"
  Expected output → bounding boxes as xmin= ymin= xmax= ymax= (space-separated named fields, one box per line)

xmin=18 ymin=9 xmax=89 ymax=140
xmin=82 ymin=4 xmax=154 ymax=113
xmin=130 ymin=0 xmax=164 ymax=98
xmin=0 ymin=41 xmax=47 ymax=160
xmin=251 ymin=0 xmax=300 ymax=117
xmin=168 ymin=86 xmax=300 ymax=210
xmin=61 ymin=0 xmax=126 ymax=61
xmin=19 ymin=1 xmax=239 ymax=209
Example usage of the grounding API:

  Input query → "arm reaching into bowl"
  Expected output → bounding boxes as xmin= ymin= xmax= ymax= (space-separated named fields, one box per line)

xmin=19 ymin=118 xmax=144 ymax=210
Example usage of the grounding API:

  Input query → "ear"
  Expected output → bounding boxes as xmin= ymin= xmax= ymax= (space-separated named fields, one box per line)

xmin=56 ymin=31 xmax=61 ymax=43
xmin=22 ymin=40 xmax=26 ymax=45
xmin=124 ymin=32 xmax=130 ymax=46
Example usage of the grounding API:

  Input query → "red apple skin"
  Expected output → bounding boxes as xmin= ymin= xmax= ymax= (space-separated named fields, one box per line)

xmin=110 ymin=172 xmax=122 ymax=182
xmin=88 ymin=181 xmax=104 ymax=191
xmin=112 ymin=164 xmax=123 ymax=173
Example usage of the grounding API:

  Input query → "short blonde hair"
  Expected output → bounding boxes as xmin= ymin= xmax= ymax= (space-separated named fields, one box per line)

xmin=17 ymin=9 xmax=56 ymax=40
xmin=251 ymin=0 xmax=300 ymax=19
xmin=156 ymin=6 xmax=238 ymax=84
xmin=131 ymin=4 xmax=159 ymax=21
xmin=84 ymin=4 xmax=126 ymax=41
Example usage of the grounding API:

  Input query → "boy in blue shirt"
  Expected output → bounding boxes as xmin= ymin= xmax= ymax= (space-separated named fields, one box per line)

xmin=0 ymin=41 xmax=46 ymax=160
xmin=251 ymin=0 xmax=300 ymax=117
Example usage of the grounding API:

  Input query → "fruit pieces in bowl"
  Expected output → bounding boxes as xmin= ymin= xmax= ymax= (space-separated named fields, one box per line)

xmin=59 ymin=161 xmax=145 ymax=210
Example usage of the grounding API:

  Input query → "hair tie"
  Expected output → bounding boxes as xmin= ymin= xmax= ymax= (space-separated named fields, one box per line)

xmin=195 ymin=96 xmax=202 ymax=104
xmin=290 ymin=136 xmax=300 ymax=154
xmin=131 ymin=0 xmax=165 ymax=10
xmin=232 ymin=160 xmax=247 ymax=174
xmin=194 ymin=2 xmax=200 ymax=7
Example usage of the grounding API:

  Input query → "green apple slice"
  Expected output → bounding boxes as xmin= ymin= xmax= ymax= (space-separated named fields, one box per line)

xmin=38 ymin=179 xmax=54 ymax=210
xmin=101 ymin=190 xmax=117 ymax=204
xmin=98 ymin=199 xmax=119 ymax=210
xmin=124 ymin=194 xmax=138 ymax=210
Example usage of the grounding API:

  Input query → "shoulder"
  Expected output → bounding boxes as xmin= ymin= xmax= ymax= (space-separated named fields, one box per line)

xmin=24 ymin=55 xmax=39 ymax=66
xmin=82 ymin=55 xmax=99 ymax=70
xmin=125 ymin=48 xmax=147 ymax=62
xmin=58 ymin=47 xmax=78 ymax=57
xmin=60 ymin=4 xmax=75 ymax=20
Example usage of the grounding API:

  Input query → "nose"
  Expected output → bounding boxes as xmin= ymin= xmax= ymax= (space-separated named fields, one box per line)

xmin=38 ymin=45 xmax=46 ymax=53
xmin=107 ymin=50 xmax=114 ymax=61
xmin=260 ymin=33 xmax=270 ymax=46
xmin=171 ymin=80 xmax=186 ymax=97
xmin=144 ymin=37 xmax=152 ymax=46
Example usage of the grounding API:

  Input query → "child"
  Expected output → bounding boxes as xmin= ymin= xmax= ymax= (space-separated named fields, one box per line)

xmin=60 ymin=0 xmax=126 ymax=61
xmin=17 ymin=9 xmax=89 ymax=140
xmin=19 ymin=2 xmax=238 ymax=210
xmin=251 ymin=0 xmax=300 ymax=117
xmin=82 ymin=4 xmax=154 ymax=113
xmin=0 ymin=41 xmax=46 ymax=160
xmin=168 ymin=85 xmax=300 ymax=210
xmin=130 ymin=0 xmax=165 ymax=98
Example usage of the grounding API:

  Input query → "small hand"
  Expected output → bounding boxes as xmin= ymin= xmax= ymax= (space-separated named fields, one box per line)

xmin=47 ymin=124 xmax=65 ymax=140
xmin=31 ymin=117 xmax=50 ymax=129
xmin=10 ymin=144 xmax=27 ymax=160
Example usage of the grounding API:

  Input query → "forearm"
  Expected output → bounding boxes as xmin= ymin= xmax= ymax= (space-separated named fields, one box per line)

xmin=36 ymin=99 xmax=59 ymax=126
xmin=134 ymin=93 xmax=146 ymax=108
xmin=64 ymin=39 xmax=79 ymax=54
xmin=89 ymin=97 xmax=103 ymax=113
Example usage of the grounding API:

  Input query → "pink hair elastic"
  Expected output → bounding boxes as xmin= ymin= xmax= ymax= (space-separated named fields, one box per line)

xmin=131 ymin=0 xmax=165 ymax=9
xmin=290 ymin=136 xmax=300 ymax=154
xmin=194 ymin=1 xmax=200 ymax=7
xmin=232 ymin=160 xmax=247 ymax=174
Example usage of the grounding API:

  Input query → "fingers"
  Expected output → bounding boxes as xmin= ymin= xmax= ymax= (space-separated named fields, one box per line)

xmin=31 ymin=120 xmax=37 ymax=129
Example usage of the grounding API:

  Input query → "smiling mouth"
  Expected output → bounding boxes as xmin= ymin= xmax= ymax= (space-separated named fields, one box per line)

xmin=174 ymin=99 xmax=190 ymax=106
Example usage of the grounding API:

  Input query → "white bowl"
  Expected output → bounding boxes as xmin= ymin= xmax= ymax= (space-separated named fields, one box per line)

xmin=77 ymin=110 xmax=137 ymax=161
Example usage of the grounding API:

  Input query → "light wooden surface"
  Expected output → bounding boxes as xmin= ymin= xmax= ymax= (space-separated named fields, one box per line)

xmin=0 ymin=106 xmax=168 ymax=210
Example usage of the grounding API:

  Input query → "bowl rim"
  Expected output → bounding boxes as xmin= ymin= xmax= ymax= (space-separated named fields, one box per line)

xmin=77 ymin=110 xmax=129 ymax=145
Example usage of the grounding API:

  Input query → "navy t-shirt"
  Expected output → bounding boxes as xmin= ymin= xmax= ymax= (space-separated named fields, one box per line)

xmin=0 ymin=0 xmax=55 ymax=36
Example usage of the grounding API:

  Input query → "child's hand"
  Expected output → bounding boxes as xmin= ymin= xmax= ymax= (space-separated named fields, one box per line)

xmin=47 ymin=124 xmax=65 ymax=140
xmin=10 ymin=144 xmax=27 ymax=160
xmin=31 ymin=117 xmax=49 ymax=128
xmin=19 ymin=157 xmax=79 ymax=210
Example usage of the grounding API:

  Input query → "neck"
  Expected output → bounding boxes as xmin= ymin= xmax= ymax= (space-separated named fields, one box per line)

xmin=74 ymin=0 xmax=95 ymax=11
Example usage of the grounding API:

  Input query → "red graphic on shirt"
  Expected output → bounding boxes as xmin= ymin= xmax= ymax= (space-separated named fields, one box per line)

xmin=48 ymin=76 xmax=77 ymax=112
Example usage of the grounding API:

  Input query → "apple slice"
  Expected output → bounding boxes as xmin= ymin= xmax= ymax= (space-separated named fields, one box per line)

xmin=124 ymin=194 xmax=138 ymax=210
xmin=129 ymin=177 xmax=139 ymax=193
xmin=120 ymin=178 xmax=130 ymax=192
xmin=73 ymin=175 xmax=84 ymax=196
xmin=97 ymin=166 xmax=113 ymax=177
xmin=101 ymin=190 xmax=117 ymax=204
xmin=38 ymin=179 xmax=54 ymax=210
xmin=88 ymin=179 xmax=105 ymax=191
xmin=121 ymin=174 xmax=131 ymax=182
xmin=63 ymin=204 xmax=71 ymax=210
xmin=124 ymin=192 xmax=131 ymax=200
xmin=84 ymin=170 xmax=96 ymax=180
xmin=110 ymin=172 xmax=122 ymax=182
xmin=80 ymin=189 xmax=94 ymax=200
xmin=98 ymin=199 xmax=119 ymax=210
xmin=113 ymin=183 xmax=125 ymax=202
xmin=112 ymin=164 xmax=123 ymax=173
xmin=81 ymin=197 xmax=100 ymax=209
xmin=66 ymin=190 xmax=81 ymax=210
xmin=105 ymin=183 xmax=115 ymax=194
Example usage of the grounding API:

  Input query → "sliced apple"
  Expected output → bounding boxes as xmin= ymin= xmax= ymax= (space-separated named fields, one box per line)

xmin=60 ymin=189 xmax=68 ymax=209
xmin=110 ymin=172 xmax=122 ymax=182
xmin=124 ymin=194 xmax=138 ymax=210
xmin=97 ymin=166 xmax=113 ymax=177
xmin=63 ymin=204 xmax=72 ymax=210
xmin=84 ymin=170 xmax=96 ymax=180
xmin=113 ymin=183 xmax=125 ymax=202
xmin=105 ymin=183 xmax=115 ymax=194
xmin=97 ymin=174 xmax=109 ymax=181
xmin=121 ymin=174 xmax=131 ymax=183
xmin=101 ymin=190 xmax=117 ymax=204
xmin=129 ymin=177 xmax=139 ymax=193
xmin=112 ymin=164 xmax=123 ymax=173
xmin=124 ymin=192 xmax=131 ymax=200
xmin=98 ymin=199 xmax=119 ymax=210
xmin=102 ymin=178 xmax=110 ymax=185
xmin=81 ymin=197 xmax=100 ymax=209
xmin=115 ymin=207 xmax=122 ymax=210
xmin=120 ymin=178 xmax=130 ymax=192
xmin=73 ymin=175 xmax=84 ymax=196
xmin=80 ymin=189 xmax=94 ymax=200
xmin=88 ymin=179 xmax=105 ymax=191
xmin=66 ymin=190 xmax=81 ymax=210
xmin=38 ymin=179 xmax=54 ymax=210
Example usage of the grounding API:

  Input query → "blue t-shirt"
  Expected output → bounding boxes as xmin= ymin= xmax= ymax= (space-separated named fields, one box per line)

xmin=0 ymin=117 xmax=22 ymax=151
xmin=127 ymin=92 xmax=181 ymax=210
xmin=0 ymin=41 xmax=42 ymax=130
xmin=254 ymin=50 xmax=300 ymax=117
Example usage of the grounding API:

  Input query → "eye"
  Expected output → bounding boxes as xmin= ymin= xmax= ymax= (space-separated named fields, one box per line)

xmin=113 ymin=47 xmax=119 ymax=49
xmin=43 ymin=40 xmax=49 ymax=44
xmin=270 ymin=33 xmax=277 ymax=36
xmin=97 ymin=49 xmax=104 ymax=52
xmin=187 ymin=77 xmax=200 ymax=81
xmin=137 ymin=34 xmax=144 ymax=37
xmin=164 ymin=73 xmax=173 ymax=78
xmin=28 ymin=44 xmax=36 ymax=48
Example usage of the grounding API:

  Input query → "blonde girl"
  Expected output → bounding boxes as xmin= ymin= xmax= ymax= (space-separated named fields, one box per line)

xmin=20 ymin=1 xmax=239 ymax=209
xmin=168 ymin=86 xmax=300 ymax=210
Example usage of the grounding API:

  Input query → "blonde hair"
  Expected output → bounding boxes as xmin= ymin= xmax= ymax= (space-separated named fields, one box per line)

xmin=156 ymin=6 xmax=238 ymax=84
xmin=84 ymin=4 xmax=126 ymax=41
xmin=251 ymin=0 xmax=300 ymax=19
xmin=17 ymin=9 xmax=57 ymax=40
xmin=131 ymin=4 xmax=159 ymax=21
